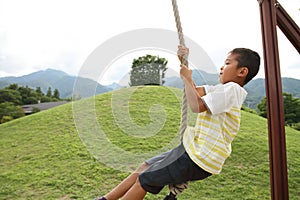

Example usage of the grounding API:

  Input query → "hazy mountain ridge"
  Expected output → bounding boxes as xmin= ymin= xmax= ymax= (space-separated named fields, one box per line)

xmin=0 ymin=68 xmax=299 ymax=109
xmin=0 ymin=69 xmax=113 ymax=98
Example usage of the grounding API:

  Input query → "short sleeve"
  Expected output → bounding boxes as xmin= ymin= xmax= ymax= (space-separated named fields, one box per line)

xmin=201 ymin=85 xmax=215 ymax=94
xmin=201 ymin=82 xmax=247 ymax=115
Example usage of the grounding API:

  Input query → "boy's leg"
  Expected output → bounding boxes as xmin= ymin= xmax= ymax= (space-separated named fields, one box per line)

xmin=102 ymin=150 xmax=171 ymax=200
xmin=120 ymin=178 xmax=147 ymax=200
xmin=104 ymin=162 xmax=149 ymax=200
xmin=117 ymin=146 xmax=184 ymax=200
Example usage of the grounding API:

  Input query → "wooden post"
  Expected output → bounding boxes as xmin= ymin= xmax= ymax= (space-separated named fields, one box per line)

xmin=258 ymin=0 xmax=289 ymax=199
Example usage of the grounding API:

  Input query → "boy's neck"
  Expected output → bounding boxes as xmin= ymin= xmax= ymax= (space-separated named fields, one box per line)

xmin=222 ymin=79 xmax=245 ymax=87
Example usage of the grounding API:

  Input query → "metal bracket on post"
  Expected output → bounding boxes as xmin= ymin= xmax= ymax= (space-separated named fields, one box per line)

xmin=257 ymin=0 xmax=264 ymax=5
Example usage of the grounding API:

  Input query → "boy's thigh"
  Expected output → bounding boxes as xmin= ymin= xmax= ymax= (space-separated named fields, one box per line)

xmin=145 ymin=149 xmax=171 ymax=165
xmin=139 ymin=144 xmax=211 ymax=194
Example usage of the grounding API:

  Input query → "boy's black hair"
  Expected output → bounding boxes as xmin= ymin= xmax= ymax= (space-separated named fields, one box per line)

xmin=230 ymin=48 xmax=260 ymax=85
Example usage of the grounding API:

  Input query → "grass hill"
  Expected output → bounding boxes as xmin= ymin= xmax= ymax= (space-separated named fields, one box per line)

xmin=0 ymin=86 xmax=299 ymax=200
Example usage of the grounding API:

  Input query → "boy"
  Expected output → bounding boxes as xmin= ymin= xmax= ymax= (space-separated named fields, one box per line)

xmin=96 ymin=46 xmax=260 ymax=200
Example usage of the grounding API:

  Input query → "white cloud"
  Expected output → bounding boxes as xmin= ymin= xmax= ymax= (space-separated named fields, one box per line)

xmin=0 ymin=0 xmax=299 ymax=82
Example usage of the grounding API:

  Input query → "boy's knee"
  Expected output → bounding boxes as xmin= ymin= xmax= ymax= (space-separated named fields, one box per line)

xmin=141 ymin=162 xmax=149 ymax=168
xmin=135 ymin=162 xmax=149 ymax=173
xmin=136 ymin=176 xmax=148 ymax=193
xmin=136 ymin=176 xmax=141 ymax=184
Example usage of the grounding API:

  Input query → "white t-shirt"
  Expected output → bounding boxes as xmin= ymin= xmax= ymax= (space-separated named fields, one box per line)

xmin=183 ymin=82 xmax=247 ymax=174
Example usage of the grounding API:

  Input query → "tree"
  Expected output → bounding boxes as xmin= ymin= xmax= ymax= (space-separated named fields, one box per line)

xmin=283 ymin=93 xmax=300 ymax=125
xmin=41 ymin=96 xmax=52 ymax=103
xmin=52 ymin=89 xmax=60 ymax=100
xmin=257 ymin=97 xmax=267 ymax=118
xmin=46 ymin=87 xmax=52 ymax=97
xmin=0 ymin=89 xmax=22 ymax=105
xmin=0 ymin=102 xmax=25 ymax=123
xmin=1 ymin=116 xmax=13 ymax=124
xmin=4 ymin=84 xmax=42 ymax=104
xmin=17 ymin=86 xmax=40 ymax=104
xmin=1 ymin=83 xmax=62 ymax=106
xmin=24 ymin=96 xmax=39 ymax=104
xmin=7 ymin=83 xmax=19 ymax=90
xmin=129 ymin=54 xmax=168 ymax=86
xmin=35 ymin=86 xmax=44 ymax=99
xmin=257 ymin=92 xmax=300 ymax=126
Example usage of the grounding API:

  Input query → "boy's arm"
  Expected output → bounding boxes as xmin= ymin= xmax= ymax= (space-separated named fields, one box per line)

xmin=180 ymin=64 xmax=208 ymax=113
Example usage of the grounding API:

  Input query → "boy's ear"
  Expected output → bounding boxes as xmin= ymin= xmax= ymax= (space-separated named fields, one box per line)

xmin=238 ymin=67 xmax=248 ymax=78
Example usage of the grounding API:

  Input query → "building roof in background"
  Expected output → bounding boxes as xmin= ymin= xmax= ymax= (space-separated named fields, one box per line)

xmin=22 ymin=101 xmax=68 ymax=114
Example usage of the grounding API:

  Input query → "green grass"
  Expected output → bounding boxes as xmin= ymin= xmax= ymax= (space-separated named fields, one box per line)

xmin=0 ymin=86 xmax=299 ymax=199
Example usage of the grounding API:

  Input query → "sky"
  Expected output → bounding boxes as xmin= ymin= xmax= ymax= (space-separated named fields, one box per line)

xmin=0 ymin=0 xmax=299 ymax=85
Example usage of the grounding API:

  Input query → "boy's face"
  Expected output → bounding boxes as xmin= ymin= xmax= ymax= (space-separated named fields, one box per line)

xmin=219 ymin=53 xmax=244 ymax=84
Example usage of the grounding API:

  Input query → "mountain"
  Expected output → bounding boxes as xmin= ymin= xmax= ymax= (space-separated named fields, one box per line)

xmin=164 ymin=70 xmax=219 ymax=88
xmin=164 ymin=70 xmax=300 ymax=110
xmin=243 ymin=78 xmax=300 ymax=109
xmin=244 ymin=78 xmax=300 ymax=98
xmin=106 ymin=82 xmax=123 ymax=90
xmin=1 ymin=68 xmax=299 ymax=109
xmin=0 ymin=69 xmax=112 ymax=98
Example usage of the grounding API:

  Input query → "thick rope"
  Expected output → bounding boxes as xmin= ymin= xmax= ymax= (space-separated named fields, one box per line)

xmin=168 ymin=0 xmax=189 ymax=197
xmin=171 ymin=0 xmax=188 ymax=141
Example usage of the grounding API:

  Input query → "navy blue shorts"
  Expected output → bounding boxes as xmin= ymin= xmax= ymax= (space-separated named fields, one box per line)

xmin=139 ymin=144 xmax=212 ymax=194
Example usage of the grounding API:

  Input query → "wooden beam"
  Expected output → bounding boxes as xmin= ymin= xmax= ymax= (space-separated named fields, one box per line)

xmin=275 ymin=1 xmax=300 ymax=53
